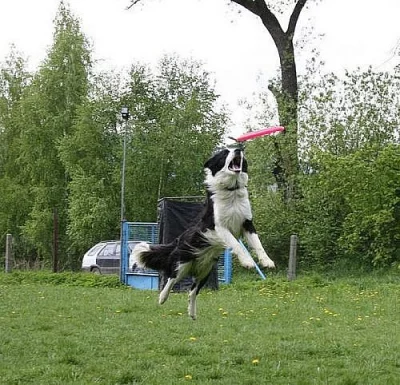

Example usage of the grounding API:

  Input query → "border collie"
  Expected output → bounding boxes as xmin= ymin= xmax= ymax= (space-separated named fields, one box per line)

xmin=131 ymin=147 xmax=275 ymax=319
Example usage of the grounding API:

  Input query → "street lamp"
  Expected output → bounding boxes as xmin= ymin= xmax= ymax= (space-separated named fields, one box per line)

xmin=120 ymin=106 xmax=130 ymax=283
xmin=120 ymin=106 xmax=130 ymax=222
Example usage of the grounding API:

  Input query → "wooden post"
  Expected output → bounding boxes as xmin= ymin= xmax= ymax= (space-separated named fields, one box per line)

xmin=5 ymin=234 xmax=13 ymax=273
xmin=288 ymin=234 xmax=298 ymax=281
xmin=53 ymin=208 xmax=59 ymax=273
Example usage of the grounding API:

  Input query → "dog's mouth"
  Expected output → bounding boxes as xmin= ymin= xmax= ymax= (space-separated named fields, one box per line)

xmin=228 ymin=154 xmax=243 ymax=173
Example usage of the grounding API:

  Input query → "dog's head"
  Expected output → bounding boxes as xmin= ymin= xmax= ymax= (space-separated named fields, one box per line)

xmin=204 ymin=148 xmax=248 ymax=192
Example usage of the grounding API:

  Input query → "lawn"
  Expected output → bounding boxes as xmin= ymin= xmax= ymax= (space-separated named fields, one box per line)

xmin=0 ymin=271 xmax=399 ymax=385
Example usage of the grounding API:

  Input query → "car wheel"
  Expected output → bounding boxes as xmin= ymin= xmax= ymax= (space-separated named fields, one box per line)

xmin=91 ymin=267 xmax=101 ymax=274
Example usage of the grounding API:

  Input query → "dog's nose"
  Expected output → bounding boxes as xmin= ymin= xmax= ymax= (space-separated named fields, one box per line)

xmin=234 ymin=149 xmax=242 ymax=156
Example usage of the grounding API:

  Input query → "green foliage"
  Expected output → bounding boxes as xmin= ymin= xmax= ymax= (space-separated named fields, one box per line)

xmin=13 ymin=2 xmax=92 ymax=266
xmin=0 ymin=5 xmax=227 ymax=267
xmin=299 ymin=144 xmax=400 ymax=267
xmin=299 ymin=67 xmax=400 ymax=156
xmin=122 ymin=56 xmax=227 ymax=222
xmin=58 ymin=96 xmax=121 ymax=260
xmin=1 ymin=3 xmax=399 ymax=273
xmin=246 ymin=66 xmax=399 ymax=269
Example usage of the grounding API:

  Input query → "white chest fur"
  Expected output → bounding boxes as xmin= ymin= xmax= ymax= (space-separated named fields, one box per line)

xmin=212 ymin=189 xmax=252 ymax=237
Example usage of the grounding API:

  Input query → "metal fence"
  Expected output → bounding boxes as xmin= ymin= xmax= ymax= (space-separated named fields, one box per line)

xmin=120 ymin=221 xmax=232 ymax=288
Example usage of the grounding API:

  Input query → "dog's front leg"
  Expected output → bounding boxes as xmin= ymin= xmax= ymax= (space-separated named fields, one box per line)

xmin=243 ymin=230 xmax=275 ymax=268
xmin=216 ymin=226 xmax=255 ymax=268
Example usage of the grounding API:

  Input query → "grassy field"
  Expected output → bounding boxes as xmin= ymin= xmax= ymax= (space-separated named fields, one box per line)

xmin=0 ymin=271 xmax=399 ymax=385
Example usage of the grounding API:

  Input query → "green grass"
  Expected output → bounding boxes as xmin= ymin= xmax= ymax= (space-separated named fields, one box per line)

xmin=0 ymin=271 xmax=399 ymax=385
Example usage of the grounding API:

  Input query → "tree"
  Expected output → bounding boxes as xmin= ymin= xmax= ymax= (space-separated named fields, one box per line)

xmin=0 ymin=48 xmax=33 ymax=261
xmin=57 ymin=55 xmax=227 ymax=264
xmin=18 ymin=1 xmax=92 ymax=266
xmin=241 ymin=64 xmax=400 ymax=268
xmin=296 ymin=66 xmax=400 ymax=268
xmin=128 ymin=0 xmax=310 ymax=199
xmin=58 ymin=90 xmax=122 ymax=262
xmin=122 ymin=56 xmax=228 ymax=221
xmin=298 ymin=67 xmax=400 ymax=157
xmin=299 ymin=144 xmax=400 ymax=268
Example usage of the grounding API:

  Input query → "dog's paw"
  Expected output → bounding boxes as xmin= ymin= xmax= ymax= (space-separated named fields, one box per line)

xmin=159 ymin=293 xmax=168 ymax=305
xmin=188 ymin=310 xmax=197 ymax=320
xmin=260 ymin=258 xmax=275 ymax=269
xmin=240 ymin=257 xmax=256 ymax=269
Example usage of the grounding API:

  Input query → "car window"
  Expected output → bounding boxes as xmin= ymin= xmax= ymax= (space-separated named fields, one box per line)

xmin=116 ymin=243 xmax=121 ymax=255
xmin=128 ymin=242 xmax=137 ymax=252
xmin=87 ymin=243 xmax=106 ymax=256
xmin=98 ymin=243 xmax=116 ymax=257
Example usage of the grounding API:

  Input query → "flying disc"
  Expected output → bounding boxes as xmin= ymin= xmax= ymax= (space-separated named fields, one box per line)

xmin=236 ymin=126 xmax=284 ymax=142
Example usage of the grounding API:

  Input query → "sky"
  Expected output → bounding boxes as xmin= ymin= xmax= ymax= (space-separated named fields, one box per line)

xmin=0 ymin=0 xmax=399 ymax=136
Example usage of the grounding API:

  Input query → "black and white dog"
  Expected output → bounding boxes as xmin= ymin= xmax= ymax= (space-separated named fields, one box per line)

xmin=131 ymin=147 xmax=275 ymax=319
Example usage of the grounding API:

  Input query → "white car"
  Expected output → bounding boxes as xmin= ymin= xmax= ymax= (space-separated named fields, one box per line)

xmin=81 ymin=240 xmax=138 ymax=274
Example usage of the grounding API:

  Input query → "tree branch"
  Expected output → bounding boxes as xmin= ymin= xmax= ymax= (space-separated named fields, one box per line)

xmin=287 ymin=0 xmax=308 ymax=37
xmin=232 ymin=1 xmax=284 ymax=43
xmin=127 ymin=0 xmax=143 ymax=10
xmin=231 ymin=0 xmax=259 ymax=16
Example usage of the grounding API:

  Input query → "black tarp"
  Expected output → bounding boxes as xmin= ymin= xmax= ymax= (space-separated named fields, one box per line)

xmin=157 ymin=198 xmax=219 ymax=291
xmin=158 ymin=199 xmax=204 ymax=244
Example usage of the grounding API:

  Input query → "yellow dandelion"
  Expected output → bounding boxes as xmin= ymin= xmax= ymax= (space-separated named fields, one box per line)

xmin=222 ymin=311 xmax=228 ymax=316
xmin=189 ymin=337 xmax=197 ymax=341
xmin=252 ymin=358 xmax=260 ymax=365
xmin=184 ymin=374 xmax=192 ymax=380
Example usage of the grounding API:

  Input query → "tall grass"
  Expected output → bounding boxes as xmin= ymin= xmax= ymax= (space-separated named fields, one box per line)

xmin=0 ymin=271 xmax=398 ymax=384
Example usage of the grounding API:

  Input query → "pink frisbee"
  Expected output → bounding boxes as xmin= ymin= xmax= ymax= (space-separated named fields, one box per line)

xmin=236 ymin=126 xmax=284 ymax=142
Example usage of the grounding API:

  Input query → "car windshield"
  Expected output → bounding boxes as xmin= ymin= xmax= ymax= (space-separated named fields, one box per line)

xmin=99 ymin=243 xmax=116 ymax=256
xmin=87 ymin=243 xmax=106 ymax=256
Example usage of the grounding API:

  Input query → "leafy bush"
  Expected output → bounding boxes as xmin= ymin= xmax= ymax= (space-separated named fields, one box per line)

xmin=300 ymin=144 xmax=400 ymax=267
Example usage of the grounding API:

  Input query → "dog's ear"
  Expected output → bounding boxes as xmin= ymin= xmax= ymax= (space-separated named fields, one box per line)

xmin=204 ymin=149 xmax=230 ymax=175
xmin=204 ymin=158 xmax=212 ymax=169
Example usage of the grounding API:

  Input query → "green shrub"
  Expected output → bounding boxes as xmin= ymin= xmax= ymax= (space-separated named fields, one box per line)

xmin=300 ymin=144 xmax=400 ymax=268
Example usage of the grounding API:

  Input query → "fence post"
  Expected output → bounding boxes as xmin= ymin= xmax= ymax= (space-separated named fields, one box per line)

xmin=53 ymin=208 xmax=59 ymax=273
xmin=5 ymin=234 xmax=13 ymax=273
xmin=288 ymin=234 xmax=298 ymax=281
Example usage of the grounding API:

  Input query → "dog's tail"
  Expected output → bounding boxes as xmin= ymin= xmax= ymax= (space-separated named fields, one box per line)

xmin=131 ymin=242 xmax=175 ymax=272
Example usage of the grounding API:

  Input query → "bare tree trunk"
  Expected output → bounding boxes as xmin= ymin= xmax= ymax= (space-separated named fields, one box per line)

xmin=232 ymin=0 xmax=307 ymax=200
xmin=127 ymin=0 xmax=308 ymax=199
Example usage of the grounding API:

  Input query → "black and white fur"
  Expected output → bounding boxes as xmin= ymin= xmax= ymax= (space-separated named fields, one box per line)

xmin=131 ymin=148 xmax=275 ymax=319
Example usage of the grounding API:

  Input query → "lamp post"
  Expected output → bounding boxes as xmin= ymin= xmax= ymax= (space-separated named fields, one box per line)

xmin=120 ymin=106 xmax=130 ymax=223
xmin=120 ymin=106 xmax=130 ymax=283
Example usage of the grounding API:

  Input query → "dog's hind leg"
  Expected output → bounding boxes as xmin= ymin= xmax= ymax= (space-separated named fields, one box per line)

xmin=159 ymin=277 xmax=176 ymax=305
xmin=188 ymin=277 xmax=208 ymax=320
xmin=159 ymin=262 xmax=189 ymax=305
xmin=188 ymin=284 xmax=197 ymax=320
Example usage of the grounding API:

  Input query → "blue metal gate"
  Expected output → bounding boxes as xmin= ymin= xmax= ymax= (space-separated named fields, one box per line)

xmin=120 ymin=221 xmax=232 ymax=289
